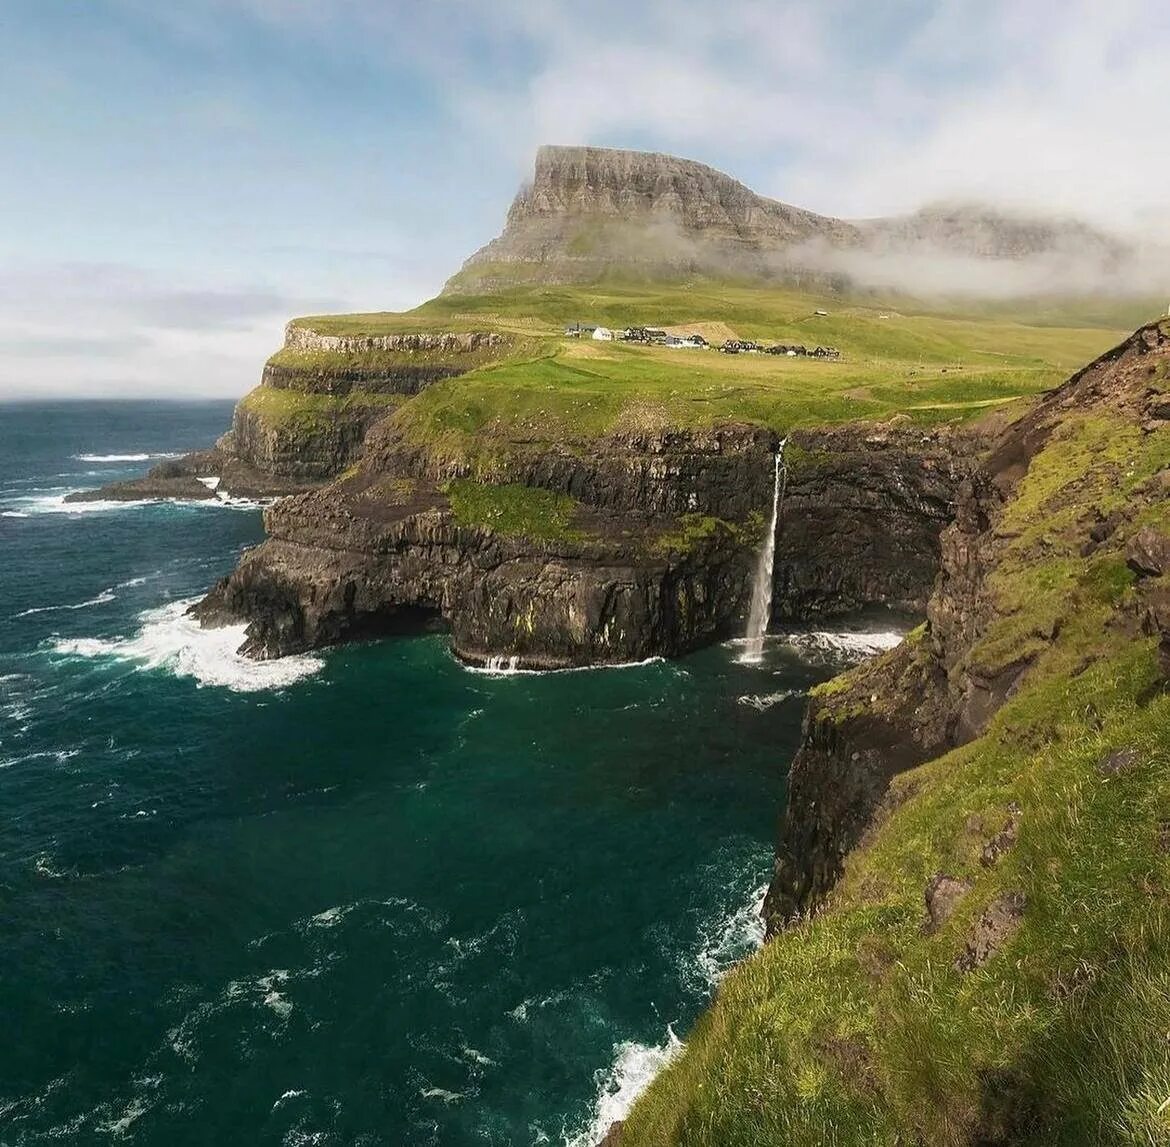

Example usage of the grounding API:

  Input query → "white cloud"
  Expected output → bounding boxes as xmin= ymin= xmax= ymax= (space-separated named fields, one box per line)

xmin=445 ymin=0 xmax=1170 ymax=235
xmin=7 ymin=0 xmax=1169 ymax=400
xmin=0 ymin=262 xmax=397 ymax=401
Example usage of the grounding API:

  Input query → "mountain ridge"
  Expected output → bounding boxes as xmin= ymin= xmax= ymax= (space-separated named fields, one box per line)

xmin=446 ymin=144 xmax=1142 ymax=296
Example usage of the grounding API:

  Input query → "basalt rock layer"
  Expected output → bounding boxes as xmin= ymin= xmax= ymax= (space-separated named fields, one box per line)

xmin=71 ymin=321 xmax=508 ymax=503
xmin=193 ymin=420 xmax=976 ymax=668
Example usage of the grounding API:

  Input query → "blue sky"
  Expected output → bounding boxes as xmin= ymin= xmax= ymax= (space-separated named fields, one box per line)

xmin=1 ymin=0 xmax=1167 ymax=398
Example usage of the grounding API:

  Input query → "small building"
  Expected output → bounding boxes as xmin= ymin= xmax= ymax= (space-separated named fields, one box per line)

xmin=592 ymin=326 xmax=614 ymax=341
xmin=645 ymin=329 xmax=668 ymax=342
xmin=687 ymin=333 xmax=708 ymax=347
xmin=814 ymin=309 xmax=829 ymax=317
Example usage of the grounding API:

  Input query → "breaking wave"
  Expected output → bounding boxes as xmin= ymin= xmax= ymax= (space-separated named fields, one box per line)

xmin=783 ymin=628 xmax=905 ymax=658
xmin=736 ymin=688 xmax=802 ymax=711
xmin=565 ymin=1029 xmax=683 ymax=1147
xmin=71 ymin=452 xmax=182 ymax=463
xmin=694 ymin=883 xmax=768 ymax=990
xmin=49 ymin=599 xmax=323 ymax=692
xmin=14 ymin=589 xmax=117 ymax=618
xmin=461 ymin=654 xmax=664 ymax=678
xmin=565 ymin=879 xmax=768 ymax=1145
xmin=8 ymin=490 xmax=267 ymax=515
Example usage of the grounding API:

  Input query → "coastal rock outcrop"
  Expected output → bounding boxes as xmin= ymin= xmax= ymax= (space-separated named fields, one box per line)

xmin=193 ymin=419 xmax=975 ymax=669
xmin=69 ymin=321 xmax=509 ymax=503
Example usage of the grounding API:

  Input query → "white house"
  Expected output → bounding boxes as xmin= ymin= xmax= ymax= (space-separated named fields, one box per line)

xmin=592 ymin=326 xmax=614 ymax=341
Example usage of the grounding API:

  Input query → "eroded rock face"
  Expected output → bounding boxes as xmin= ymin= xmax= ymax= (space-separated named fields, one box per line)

xmin=282 ymin=326 xmax=506 ymax=356
xmin=446 ymin=145 xmax=1135 ymax=293
xmin=774 ymin=425 xmax=973 ymax=619
xmin=192 ymin=469 xmax=749 ymax=667
xmin=193 ymin=420 xmax=973 ymax=669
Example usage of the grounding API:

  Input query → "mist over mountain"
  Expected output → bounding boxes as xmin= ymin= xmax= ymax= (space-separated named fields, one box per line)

xmin=446 ymin=145 xmax=1165 ymax=299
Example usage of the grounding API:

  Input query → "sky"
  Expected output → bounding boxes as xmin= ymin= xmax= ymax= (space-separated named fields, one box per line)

xmin=1 ymin=0 xmax=1167 ymax=400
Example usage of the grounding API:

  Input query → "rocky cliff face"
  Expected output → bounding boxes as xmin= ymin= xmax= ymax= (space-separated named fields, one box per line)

xmin=193 ymin=418 xmax=975 ymax=669
xmin=70 ymin=322 xmax=508 ymax=503
xmin=449 ymin=145 xmax=857 ymax=288
xmin=765 ymin=320 xmax=1170 ymax=933
xmin=446 ymin=144 xmax=1136 ymax=293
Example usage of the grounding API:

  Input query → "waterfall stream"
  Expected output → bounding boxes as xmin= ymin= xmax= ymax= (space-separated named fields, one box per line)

xmin=739 ymin=440 xmax=787 ymax=664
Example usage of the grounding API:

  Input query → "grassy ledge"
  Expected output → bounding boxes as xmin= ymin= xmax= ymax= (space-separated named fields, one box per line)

xmin=442 ymin=479 xmax=585 ymax=542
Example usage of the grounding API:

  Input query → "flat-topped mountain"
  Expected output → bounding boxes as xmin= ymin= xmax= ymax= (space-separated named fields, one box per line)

xmin=446 ymin=144 xmax=1141 ymax=295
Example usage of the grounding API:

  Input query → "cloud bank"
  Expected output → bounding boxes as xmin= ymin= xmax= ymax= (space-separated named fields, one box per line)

xmin=2 ymin=0 xmax=1168 ymax=398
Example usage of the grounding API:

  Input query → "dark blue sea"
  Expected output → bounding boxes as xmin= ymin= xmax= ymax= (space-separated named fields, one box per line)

xmin=0 ymin=402 xmax=888 ymax=1145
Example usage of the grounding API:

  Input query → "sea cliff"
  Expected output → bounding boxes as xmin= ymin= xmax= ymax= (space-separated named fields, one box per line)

xmin=616 ymin=320 xmax=1170 ymax=1145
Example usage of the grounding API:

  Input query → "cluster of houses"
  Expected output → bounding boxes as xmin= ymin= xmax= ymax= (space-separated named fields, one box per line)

xmin=564 ymin=323 xmax=708 ymax=348
xmin=564 ymin=323 xmax=839 ymax=359
xmin=724 ymin=341 xmax=841 ymax=359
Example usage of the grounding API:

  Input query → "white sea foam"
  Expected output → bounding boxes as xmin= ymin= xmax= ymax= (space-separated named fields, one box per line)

xmin=565 ymin=1028 xmax=684 ymax=1147
xmin=461 ymin=654 xmax=664 ymax=678
xmin=8 ymin=490 xmax=267 ymax=515
xmin=565 ymin=879 xmax=769 ymax=1145
xmin=729 ymin=627 xmax=905 ymax=667
xmin=72 ymin=452 xmax=182 ymax=463
xmin=786 ymin=629 xmax=905 ymax=657
xmin=49 ymin=599 xmax=323 ymax=692
xmin=14 ymin=589 xmax=117 ymax=618
xmin=461 ymin=1046 xmax=497 ymax=1068
xmin=694 ymin=884 xmax=769 ymax=990
xmin=421 ymin=1086 xmax=464 ymax=1104
xmin=736 ymin=688 xmax=803 ymax=712
xmin=1 ymin=510 xmax=29 ymax=518
xmin=198 ymin=476 xmax=221 ymax=491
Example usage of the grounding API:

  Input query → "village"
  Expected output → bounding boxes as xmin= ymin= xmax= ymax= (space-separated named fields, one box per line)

xmin=563 ymin=322 xmax=841 ymax=359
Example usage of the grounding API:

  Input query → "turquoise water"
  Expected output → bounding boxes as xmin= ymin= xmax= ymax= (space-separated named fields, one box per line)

xmin=0 ymin=403 xmax=856 ymax=1145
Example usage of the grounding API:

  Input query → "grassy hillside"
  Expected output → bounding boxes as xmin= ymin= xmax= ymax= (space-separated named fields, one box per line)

xmin=614 ymin=334 xmax=1170 ymax=1145
xmin=290 ymin=283 xmax=1148 ymax=473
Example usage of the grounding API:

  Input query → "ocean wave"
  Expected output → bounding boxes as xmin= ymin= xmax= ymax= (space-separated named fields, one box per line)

xmin=565 ymin=1028 xmax=683 ymax=1147
xmin=785 ymin=628 xmax=905 ymax=657
xmin=7 ymin=490 xmax=268 ymax=515
xmin=693 ymin=883 xmax=768 ymax=990
xmin=13 ymin=588 xmax=117 ymax=618
xmin=736 ymin=688 xmax=803 ymax=711
xmin=460 ymin=654 xmax=665 ymax=678
xmin=728 ymin=627 xmax=905 ymax=667
xmin=565 ymin=877 xmax=769 ymax=1145
xmin=48 ymin=599 xmax=323 ymax=692
xmin=71 ymin=452 xmax=182 ymax=463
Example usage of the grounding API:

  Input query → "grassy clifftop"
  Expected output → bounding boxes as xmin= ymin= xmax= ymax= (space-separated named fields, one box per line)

xmin=614 ymin=326 xmax=1170 ymax=1145
xmin=284 ymin=282 xmax=1145 ymax=475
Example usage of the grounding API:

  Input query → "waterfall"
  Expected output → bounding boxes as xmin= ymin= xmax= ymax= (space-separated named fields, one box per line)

xmin=739 ymin=440 xmax=787 ymax=665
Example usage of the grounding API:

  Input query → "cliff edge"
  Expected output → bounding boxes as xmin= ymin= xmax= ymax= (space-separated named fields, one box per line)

xmin=616 ymin=320 xmax=1170 ymax=1144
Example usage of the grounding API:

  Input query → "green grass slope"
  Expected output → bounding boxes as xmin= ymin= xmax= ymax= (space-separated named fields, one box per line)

xmin=614 ymin=329 xmax=1170 ymax=1145
xmin=282 ymin=283 xmax=1153 ymax=475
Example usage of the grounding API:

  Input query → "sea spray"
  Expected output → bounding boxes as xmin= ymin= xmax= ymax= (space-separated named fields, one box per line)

xmin=50 ymin=599 xmax=323 ymax=691
xmin=740 ymin=440 xmax=787 ymax=664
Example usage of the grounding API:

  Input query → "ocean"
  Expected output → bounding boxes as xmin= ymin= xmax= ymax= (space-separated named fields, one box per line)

xmin=0 ymin=402 xmax=894 ymax=1145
